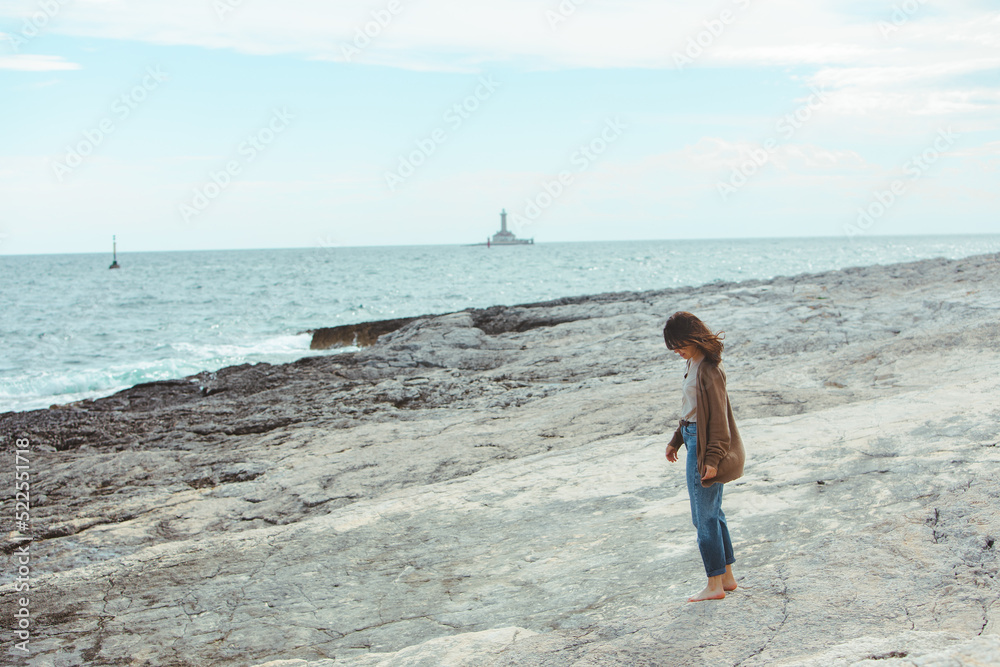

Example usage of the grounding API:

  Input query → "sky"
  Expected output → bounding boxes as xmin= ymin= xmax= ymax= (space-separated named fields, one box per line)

xmin=0 ymin=0 xmax=998 ymax=255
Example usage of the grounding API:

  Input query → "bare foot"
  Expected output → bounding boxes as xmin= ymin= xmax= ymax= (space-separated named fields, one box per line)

xmin=688 ymin=585 xmax=725 ymax=602
xmin=722 ymin=565 xmax=738 ymax=592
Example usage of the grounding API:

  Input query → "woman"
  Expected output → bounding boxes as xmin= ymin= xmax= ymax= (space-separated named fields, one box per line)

xmin=663 ymin=311 xmax=745 ymax=602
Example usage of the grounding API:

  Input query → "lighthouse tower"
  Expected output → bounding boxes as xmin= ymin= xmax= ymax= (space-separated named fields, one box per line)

xmin=488 ymin=209 xmax=532 ymax=245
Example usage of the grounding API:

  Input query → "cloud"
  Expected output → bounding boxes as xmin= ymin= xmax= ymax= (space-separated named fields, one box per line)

xmin=0 ymin=54 xmax=81 ymax=71
xmin=952 ymin=139 xmax=1000 ymax=171
xmin=0 ymin=1 xmax=979 ymax=68
xmin=617 ymin=138 xmax=871 ymax=177
xmin=1 ymin=0 xmax=990 ymax=126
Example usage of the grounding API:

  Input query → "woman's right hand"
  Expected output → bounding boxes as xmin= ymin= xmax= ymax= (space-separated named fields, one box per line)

xmin=665 ymin=445 xmax=679 ymax=462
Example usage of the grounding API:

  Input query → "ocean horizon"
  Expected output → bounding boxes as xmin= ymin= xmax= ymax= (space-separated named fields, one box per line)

xmin=4 ymin=233 xmax=1000 ymax=414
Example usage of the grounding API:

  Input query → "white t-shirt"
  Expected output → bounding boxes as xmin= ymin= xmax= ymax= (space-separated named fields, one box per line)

xmin=681 ymin=357 xmax=701 ymax=422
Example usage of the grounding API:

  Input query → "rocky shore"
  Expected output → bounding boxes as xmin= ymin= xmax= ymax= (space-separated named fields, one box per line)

xmin=3 ymin=251 xmax=999 ymax=666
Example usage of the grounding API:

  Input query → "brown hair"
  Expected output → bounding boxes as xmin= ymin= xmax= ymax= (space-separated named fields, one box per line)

xmin=663 ymin=311 xmax=725 ymax=364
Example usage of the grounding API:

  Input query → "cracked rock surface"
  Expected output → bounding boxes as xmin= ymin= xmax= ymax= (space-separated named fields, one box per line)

xmin=2 ymin=252 xmax=999 ymax=665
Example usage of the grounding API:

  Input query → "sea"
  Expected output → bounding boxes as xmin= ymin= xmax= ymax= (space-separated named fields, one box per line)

xmin=3 ymin=234 xmax=1000 ymax=414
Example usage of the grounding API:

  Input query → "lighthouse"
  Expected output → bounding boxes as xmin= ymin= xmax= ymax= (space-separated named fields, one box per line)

xmin=487 ymin=209 xmax=533 ymax=246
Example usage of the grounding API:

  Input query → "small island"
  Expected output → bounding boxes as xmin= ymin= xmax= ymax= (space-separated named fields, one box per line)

xmin=483 ymin=209 xmax=533 ymax=246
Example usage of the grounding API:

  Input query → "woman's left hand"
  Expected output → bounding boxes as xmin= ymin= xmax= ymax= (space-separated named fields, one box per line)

xmin=701 ymin=465 xmax=717 ymax=482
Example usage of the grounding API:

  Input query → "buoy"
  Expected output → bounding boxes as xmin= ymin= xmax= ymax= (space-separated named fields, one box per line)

xmin=109 ymin=235 xmax=121 ymax=269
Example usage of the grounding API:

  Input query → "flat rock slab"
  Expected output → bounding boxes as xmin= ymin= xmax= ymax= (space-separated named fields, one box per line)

xmin=2 ymin=252 xmax=999 ymax=665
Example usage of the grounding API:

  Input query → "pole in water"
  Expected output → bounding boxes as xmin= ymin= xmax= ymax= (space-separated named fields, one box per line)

xmin=109 ymin=235 xmax=121 ymax=269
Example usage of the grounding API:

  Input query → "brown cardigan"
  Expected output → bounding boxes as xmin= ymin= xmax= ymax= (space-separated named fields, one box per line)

xmin=667 ymin=360 xmax=745 ymax=487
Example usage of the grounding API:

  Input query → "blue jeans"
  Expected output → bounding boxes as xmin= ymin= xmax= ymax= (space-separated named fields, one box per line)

xmin=683 ymin=422 xmax=735 ymax=577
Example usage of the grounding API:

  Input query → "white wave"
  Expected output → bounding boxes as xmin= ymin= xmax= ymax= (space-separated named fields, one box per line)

xmin=0 ymin=333 xmax=356 ymax=413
